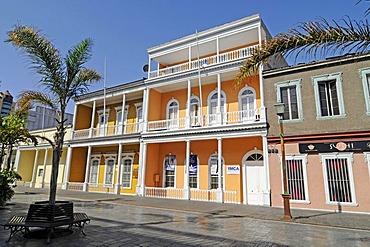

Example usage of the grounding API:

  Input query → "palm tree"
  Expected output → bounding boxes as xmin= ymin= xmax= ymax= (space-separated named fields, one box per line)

xmin=237 ymin=17 xmax=370 ymax=83
xmin=6 ymin=25 xmax=101 ymax=205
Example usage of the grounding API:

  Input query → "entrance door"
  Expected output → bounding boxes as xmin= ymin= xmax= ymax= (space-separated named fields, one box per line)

xmin=244 ymin=152 xmax=264 ymax=205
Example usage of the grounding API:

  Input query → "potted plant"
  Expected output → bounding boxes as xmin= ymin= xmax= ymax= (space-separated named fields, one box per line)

xmin=0 ymin=170 xmax=22 ymax=207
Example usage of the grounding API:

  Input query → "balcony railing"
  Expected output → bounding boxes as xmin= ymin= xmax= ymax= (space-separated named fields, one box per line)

xmin=73 ymin=122 xmax=142 ymax=140
xmin=147 ymin=108 xmax=265 ymax=132
xmin=149 ymin=45 xmax=259 ymax=79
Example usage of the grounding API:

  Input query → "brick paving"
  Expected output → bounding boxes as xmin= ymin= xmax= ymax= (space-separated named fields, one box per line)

xmin=1 ymin=187 xmax=370 ymax=246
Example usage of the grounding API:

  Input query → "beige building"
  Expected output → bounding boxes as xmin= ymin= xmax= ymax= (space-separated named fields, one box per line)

xmin=263 ymin=53 xmax=370 ymax=213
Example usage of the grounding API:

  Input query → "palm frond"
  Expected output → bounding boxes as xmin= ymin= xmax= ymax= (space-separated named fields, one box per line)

xmin=66 ymin=68 xmax=101 ymax=103
xmin=6 ymin=25 xmax=64 ymax=92
xmin=17 ymin=90 xmax=58 ymax=111
xmin=237 ymin=17 xmax=370 ymax=83
xmin=65 ymin=38 xmax=93 ymax=83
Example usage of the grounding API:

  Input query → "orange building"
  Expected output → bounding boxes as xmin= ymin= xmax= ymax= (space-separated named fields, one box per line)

xmin=64 ymin=14 xmax=285 ymax=205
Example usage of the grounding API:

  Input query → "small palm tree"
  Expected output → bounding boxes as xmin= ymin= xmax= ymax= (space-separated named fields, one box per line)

xmin=237 ymin=17 xmax=370 ymax=83
xmin=6 ymin=25 xmax=101 ymax=205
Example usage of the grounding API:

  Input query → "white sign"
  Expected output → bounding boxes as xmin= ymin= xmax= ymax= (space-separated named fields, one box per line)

xmin=227 ymin=165 xmax=240 ymax=175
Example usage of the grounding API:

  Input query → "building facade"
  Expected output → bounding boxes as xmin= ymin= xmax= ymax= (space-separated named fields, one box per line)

xmin=26 ymin=106 xmax=73 ymax=131
xmin=63 ymin=14 xmax=285 ymax=206
xmin=263 ymin=53 xmax=370 ymax=213
xmin=0 ymin=90 xmax=15 ymax=117
xmin=15 ymin=126 xmax=72 ymax=189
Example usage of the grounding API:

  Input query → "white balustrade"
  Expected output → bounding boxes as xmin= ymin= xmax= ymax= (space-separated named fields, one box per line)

xmin=145 ymin=187 xmax=184 ymax=199
xmin=149 ymin=45 xmax=259 ymax=78
xmin=148 ymin=118 xmax=186 ymax=131
xmin=73 ymin=129 xmax=90 ymax=139
xmin=224 ymin=109 xmax=259 ymax=124
xmin=190 ymin=189 xmax=218 ymax=202
xmin=224 ymin=190 xmax=238 ymax=204
xmin=68 ymin=182 xmax=84 ymax=191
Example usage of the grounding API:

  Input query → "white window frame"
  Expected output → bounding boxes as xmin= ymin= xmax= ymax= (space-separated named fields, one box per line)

xmin=120 ymin=153 xmax=135 ymax=189
xmin=207 ymin=89 xmax=226 ymax=125
xmin=166 ymin=98 xmax=180 ymax=129
xmin=97 ymin=109 xmax=110 ymax=136
xmin=312 ymin=73 xmax=346 ymax=120
xmin=364 ymin=152 xmax=370 ymax=180
xmin=102 ymin=153 xmax=117 ymax=188
xmin=184 ymin=155 xmax=200 ymax=189
xmin=276 ymin=79 xmax=303 ymax=122
xmin=114 ymin=105 xmax=129 ymax=134
xmin=134 ymin=103 xmax=143 ymax=132
xmin=281 ymin=154 xmax=310 ymax=204
xmin=208 ymin=152 xmax=225 ymax=190
xmin=187 ymin=96 xmax=201 ymax=127
xmin=163 ymin=154 xmax=177 ymax=188
xmin=89 ymin=154 xmax=101 ymax=187
xmin=359 ymin=67 xmax=370 ymax=115
xmin=320 ymin=152 xmax=357 ymax=206
xmin=238 ymin=85 xmax=257 ymax=121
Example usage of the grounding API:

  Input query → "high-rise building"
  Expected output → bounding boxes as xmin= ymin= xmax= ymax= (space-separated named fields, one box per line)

xmin=26 ymin=106 xmax=73 ymax=131
xmin=0 ymin=90 xmax=15 ymax=117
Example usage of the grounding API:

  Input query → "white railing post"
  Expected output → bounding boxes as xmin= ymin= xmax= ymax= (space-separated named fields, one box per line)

xmin=62 ymin=146 xmax=73 ymax=190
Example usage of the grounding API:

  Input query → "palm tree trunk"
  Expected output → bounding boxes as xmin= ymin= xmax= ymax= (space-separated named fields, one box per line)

xmin=48 ymin=120 xmax=65 ymax=205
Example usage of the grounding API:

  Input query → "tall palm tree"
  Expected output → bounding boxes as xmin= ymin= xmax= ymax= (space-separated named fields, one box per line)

xmin=238 ymin=17 xmax=370 ymax=83
xmin=6 ymin=25 xmax=101 ymax=205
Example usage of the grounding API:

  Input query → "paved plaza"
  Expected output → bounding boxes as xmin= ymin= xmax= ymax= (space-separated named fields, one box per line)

xmin=1 ymin=187 xmax=370 ymax=246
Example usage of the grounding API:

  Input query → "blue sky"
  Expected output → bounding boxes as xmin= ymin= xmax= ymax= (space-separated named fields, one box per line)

xmin=0 ymin=0 xmax=367 ymax=113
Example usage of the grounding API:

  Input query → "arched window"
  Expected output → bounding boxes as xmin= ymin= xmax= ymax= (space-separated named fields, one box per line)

xmin=208 ymin=153 xmax=225 ymax=189
xmin=89 ymin=154 xmax=101 ymax=186
xmin=166 ymin=99 xmax=179 ymax=129
xmin=97 ymin=109 xmax=110 ymax=136
xmin=103 ymin=154 xmax=117 ymax=187
xmin=188 ymin=96 xmax=200 ymax=126
xmin=121 ymin=153 xmax=134 ymax=189
xmin=239 ymin=86 xmax=256 ymax=121
xmin=185 ymin=154 xmax=199 ymax=188
xmin=208 ymin=90 xmax=226 ymax=125
xmin=164 ymin=154 xmax=177 ymax=187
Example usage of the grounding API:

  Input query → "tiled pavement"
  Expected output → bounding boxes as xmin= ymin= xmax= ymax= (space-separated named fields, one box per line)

xmin=1 ymin=187 xmax=370 ymax=246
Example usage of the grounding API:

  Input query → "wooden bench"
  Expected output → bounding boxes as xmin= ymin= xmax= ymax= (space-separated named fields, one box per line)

xmin=3 ymin=201 xmax=90 ymax=243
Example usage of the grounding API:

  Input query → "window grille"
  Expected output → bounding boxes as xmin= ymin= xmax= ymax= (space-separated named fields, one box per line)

xmin=121 ymin=159 xmax=132 ymax=188
xmin=286 ymin=159 xmax=306 ymax=200
xmin=325 ymin=158 xmax=352 ymax=203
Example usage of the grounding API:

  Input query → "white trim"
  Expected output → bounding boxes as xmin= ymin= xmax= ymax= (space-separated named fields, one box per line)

xmin=275 ymin=79 xmax=303 ymax=121
xmin=208 ymin=152 xmax=225 ymax=190
xmin=184 ymin=155 xmax=200 ymax=189
xmin=166 ymin=98 xmax=180 ymax=129
xmin=320 ymin=152 xmax=357 ymax=206
xmin=238 ymin=85 xmax=257 ymax=112
xmin=134 ymin=103 xmax=143 ymax=132
xmin=120 ymin=153 xmax=135 ymax=189
xmin=312 ymin=73 xmax=346 ymax=120
xmin=208 ymin=89 xmax=226 ymax=125
xmin=281 ymin=154 xmax=310 ymax=204
xmin=163 ymin=154 xmax=177 ymax=188
xmin=89 ymin=154 xmax=101 ymax=187
xmin=364 ymin=152 xmax=370 ymax=179
xmin=102 ymin=153 xmax=117 ymax=188
xmin=359 ymin=67 xmax=370 ymax=115
xmin=186 ymin=95 xmax=201 ymax=126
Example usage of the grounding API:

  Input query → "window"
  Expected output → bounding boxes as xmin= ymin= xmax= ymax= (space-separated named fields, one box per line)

xmin=89 ymin=155 xmax=101 ymax=186
xmin=187 ymin=154 xmax=199 ymax=188
xmin=114 ymin=106 xmax=128 ymax=134
xmin=360 ymin=67 xmax=370 ymax=115
xmin=276 ymin=79 xmax=303 ymax=121
xmin=164 ymin=154 xmax=176 ymax=187
xmin=134 ymin=103 xmax=143 ymax=132
xmin=38 ymin=169 xmax=44 ymax=177
xmin=321 ymin=153 xmax=356 ymax=205
xmin=121 ymin=158 xmax=133 ymax=188
xmin=97 ymin=109 xmax=110 ymax=136
xmin=239 ymin=86 xmax=256 ymax=121
xmin=312 ymin=73 xmax=345 ymax=119
xmin=208 ymin=90 xmax=226 ymax=125
xmin=166 ymin=99 xmax=179 ymax=129
xmin=188 ymin=96 xmax=200 ymax=126
xmin=284 ymin=155 xmax=309 ymax=203
xmin=103 ymin=154 xmax=116 ymax=187
xmin=208 ymin=153 xmax=224 ymax=189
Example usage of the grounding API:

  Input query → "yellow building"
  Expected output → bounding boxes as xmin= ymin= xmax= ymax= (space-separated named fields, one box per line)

xmin=15 ymin=126 xmax=72 ymax=189
xmin=64 ymin=14 xmax=286 ymax=205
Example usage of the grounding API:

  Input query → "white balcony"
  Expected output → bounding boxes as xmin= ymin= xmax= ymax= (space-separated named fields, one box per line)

xmin=149 ymin=45 xmax=259 ymax=79
xmin=72 ymin=122 xmax=142 ymax=140
xmin=147 ymin=108 xmax=265 ymax=132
